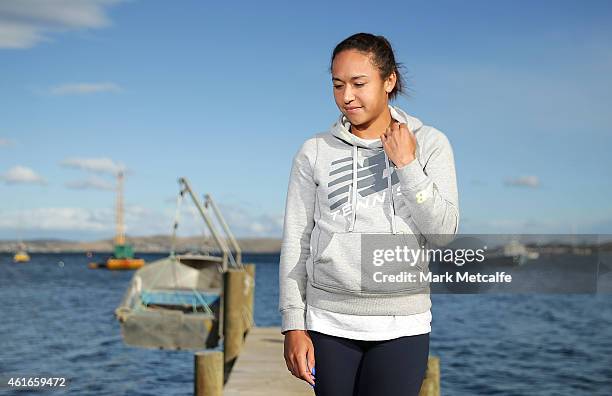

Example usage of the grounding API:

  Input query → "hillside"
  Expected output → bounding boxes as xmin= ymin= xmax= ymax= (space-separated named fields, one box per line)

xmin=0 ymin=235 xmax=282 ymax=254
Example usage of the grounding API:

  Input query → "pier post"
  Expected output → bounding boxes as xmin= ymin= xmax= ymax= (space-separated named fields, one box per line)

xmin=223 ymin=269 xmax=247 ymax=364
xmin=419 ymin=356 xmax=440 ymax=396
xmin=194 ymin=350 xmax=223 ymax=396
xmin=244 ymin=263 xmax=256 ymax=333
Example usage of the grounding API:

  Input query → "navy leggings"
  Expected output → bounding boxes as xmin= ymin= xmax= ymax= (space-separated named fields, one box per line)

xmin=308 ymin=330 xmax=430 ymax=396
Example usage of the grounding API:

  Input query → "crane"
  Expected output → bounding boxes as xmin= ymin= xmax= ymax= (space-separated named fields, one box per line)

xmin=88 ymin=170 xmax=144 ymax=270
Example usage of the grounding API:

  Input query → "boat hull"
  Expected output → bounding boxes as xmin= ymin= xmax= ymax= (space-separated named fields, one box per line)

xmin=107 ymin=258 xmax=145 ymax=270
xmin=13 ymin=252 xmax=30 ymax=263
xmin=114 ymin=256 xmax=223 ymax=350
xmin=116 ymin=307 xmax=220 ymax=350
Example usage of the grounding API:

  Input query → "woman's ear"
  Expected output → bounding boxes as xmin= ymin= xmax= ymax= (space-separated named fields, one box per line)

xmin=384 ymin=71 xmax=397 ymax=94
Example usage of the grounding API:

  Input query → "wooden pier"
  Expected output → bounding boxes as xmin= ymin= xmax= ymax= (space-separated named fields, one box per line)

xmin=195 ymin=326 xmax=440 ymax=395
xmin=221 ymin=327 xmax=439 ymax=396
xmin=193 ymin=264 xmax=440 ymax=395
xmin=223 ymin=327 xmax=314 ymax=396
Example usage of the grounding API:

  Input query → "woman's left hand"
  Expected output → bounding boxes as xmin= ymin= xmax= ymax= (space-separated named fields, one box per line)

xmin=381 ymin=121 xmax=416 ymax=168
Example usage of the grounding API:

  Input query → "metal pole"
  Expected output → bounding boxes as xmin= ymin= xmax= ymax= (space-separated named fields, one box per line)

xmin=205 ymin=194 xmax=242 ymax=267
xmin=115 ymin=170 xmax=125 ymax=246
xmin=178 ymin=177 xmax=230 ymax=271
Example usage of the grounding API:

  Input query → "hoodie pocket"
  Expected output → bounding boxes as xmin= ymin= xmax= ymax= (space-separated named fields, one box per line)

xmin=312 ymin=231 xmax=429 ymax=295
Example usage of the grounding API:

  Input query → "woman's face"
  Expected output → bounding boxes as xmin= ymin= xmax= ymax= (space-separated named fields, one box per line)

xmin=331 ymin=49 xmax=395 ymax=127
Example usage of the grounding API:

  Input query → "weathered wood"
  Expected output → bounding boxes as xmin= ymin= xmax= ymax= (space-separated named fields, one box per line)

xmin=223 ymin=269 xmax=246 ymax=364
xmin=194 ymin=350 xmax=223 ymax=396
xmin=419 ymin=377 xmax=436 ymax=396
xmin=224 ymin=327 xmax=314 ymax=396
xmin=419 ymin=356 xmax=441 ymax=396
xmin=244 ymin=264 xmax=256 ymax=333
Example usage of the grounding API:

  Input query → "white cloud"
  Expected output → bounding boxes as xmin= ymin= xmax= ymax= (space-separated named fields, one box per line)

xmin=162 ymin=199 xmax=285 ymax=238
xmin=0 ymin=201 xmax=285 ymax=239
xmin=162 ymin=194 xmax=285 ymax=238
xmin=0 ymin=0 xmax=124 ymax=49
xmin=0 ymin=205 xmax=166 ymax=235
xmin=125 ymin=205 xmax=173 ymax=235
xmin=49 ymin=82 xmax=122 ymax=95
xmin=1 ymin=165 xmax=45 ymax=184
xmin=65 ymin=176 xmax=115 ymax=190
xmin=0 ymin=207 xmax=112 ymax=231
xmin=504 ymin=176 xmax=539 ymax=188
xmin=459 ymin=216 xmax=612 ymax=234
xmin=215 ymin=202 xmax=284 ymax=237
xmin=60 ymin=157 xmax=125 ymax=174
xmin=0 ymin=20 xmax=45 ymax=49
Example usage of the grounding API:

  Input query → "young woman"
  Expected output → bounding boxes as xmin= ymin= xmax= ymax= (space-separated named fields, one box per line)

xmin=279 ymin=32 xmax=459 ymax=396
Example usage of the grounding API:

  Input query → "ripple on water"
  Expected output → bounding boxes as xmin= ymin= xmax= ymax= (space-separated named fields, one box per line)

xmin=2 ymin=254 xmax=611 ymax=395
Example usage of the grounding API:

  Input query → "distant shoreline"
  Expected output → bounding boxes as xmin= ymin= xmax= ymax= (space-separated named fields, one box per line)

xmin=0 ymin=235 xmax=282 ymax=254
xmin=2 ymin=235 xmax=611 ymax=255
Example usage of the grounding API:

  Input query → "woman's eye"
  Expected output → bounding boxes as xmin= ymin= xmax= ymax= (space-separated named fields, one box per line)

xmin=333 ymin=85 xmax=343 ymax=89
xmin=355 ymin=83 xmax=365 ymax=87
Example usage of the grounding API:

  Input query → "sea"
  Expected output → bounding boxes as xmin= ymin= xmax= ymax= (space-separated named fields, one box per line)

xmin=0 ymin=252 xmax=611 ymax=395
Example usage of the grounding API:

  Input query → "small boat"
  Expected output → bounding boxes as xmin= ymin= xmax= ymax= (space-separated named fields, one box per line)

xmin=106 ymin=257 xmax=145 ymax=270
xmin=485 ymin=240 xmax=538 ymax=267
xmin=13 ymin=251 xmax=30 ymax=263
xmin=115 ymin=254 xmax=224 ymax=350
xmin=13 ymin=243 xmax=30 ymax=263
xmin=115 ymin=177 xmax=244 ymax=350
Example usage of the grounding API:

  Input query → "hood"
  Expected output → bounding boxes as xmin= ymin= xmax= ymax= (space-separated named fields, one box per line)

xmin=328 ymin=104 xmax=424 ymax=235
xmin=330 ymin=104 xmax=424 ymax=148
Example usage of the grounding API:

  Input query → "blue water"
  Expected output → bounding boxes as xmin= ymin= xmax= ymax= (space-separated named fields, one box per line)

xmin=1 ymin=253 xmax=611 ymax=395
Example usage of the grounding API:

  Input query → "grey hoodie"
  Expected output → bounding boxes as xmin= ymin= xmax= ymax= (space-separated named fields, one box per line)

xmin=278 ymin=104 xmax=459 ymax=334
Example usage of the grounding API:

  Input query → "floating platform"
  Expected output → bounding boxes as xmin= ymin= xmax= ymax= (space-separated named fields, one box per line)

xmin=107 ymin=257 xmax=145 ymax=270
xmin=88 ymin=257 xmax=145 ymax=270
xmin=13 ymin=251 xmax=30 ymax=263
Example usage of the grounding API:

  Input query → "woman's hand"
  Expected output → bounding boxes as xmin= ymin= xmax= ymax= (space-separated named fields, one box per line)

xmin=381 ymin=121 xmax=416 ymax=168
xmin=283 ymin=330 xmax=316 ymax=386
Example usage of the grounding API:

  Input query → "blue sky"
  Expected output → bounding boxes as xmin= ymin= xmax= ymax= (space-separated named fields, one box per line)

xmin=1 ymin=0 xmax=611 ymax=241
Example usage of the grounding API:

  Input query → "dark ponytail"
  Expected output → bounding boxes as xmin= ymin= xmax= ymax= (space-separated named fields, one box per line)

xmin=330 ymin=33 xmax=408 ymax=101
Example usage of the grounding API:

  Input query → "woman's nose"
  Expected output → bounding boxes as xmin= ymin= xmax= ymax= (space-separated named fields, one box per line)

xmin=343 ymin=87 xmax=355 ymax=103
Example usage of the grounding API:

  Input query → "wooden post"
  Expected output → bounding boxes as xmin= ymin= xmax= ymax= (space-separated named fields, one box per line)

xmin=224 ymin=269 xmax=246 ymax=364
xmin=429 ymin=356 xmax=440 ymax=396
xmin=418 ymin=356 xmax=440 ymax=396
xmin=194 ymin=350 xmax=223 ymax=396
xmin=244 ymin=263 xmax=256 ymax=333
xmin=419 ymin=378 xmax=436 ymax=396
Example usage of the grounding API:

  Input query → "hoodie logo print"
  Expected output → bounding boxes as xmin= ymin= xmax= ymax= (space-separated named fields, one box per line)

xmin=327 ymin=150 xmax=399 ymax=211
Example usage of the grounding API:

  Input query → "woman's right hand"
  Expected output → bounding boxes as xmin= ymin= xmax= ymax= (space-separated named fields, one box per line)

xmin=283 ymin=330 xmax=316 ymax=386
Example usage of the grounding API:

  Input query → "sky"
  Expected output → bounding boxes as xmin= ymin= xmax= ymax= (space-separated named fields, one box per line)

xmin=0 ymin=0 xmax=611 ymax=241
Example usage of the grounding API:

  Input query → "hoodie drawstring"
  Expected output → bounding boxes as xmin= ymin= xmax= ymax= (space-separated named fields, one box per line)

xmin=348 ymin=145 xmax=397 ymax=235
xmin=349 ymin=145 xmax=358 ymax=232
xmin=384 ymin=151 xmax=397 ymax=234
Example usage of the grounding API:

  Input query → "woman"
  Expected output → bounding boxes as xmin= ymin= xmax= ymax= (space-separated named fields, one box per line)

xmin=279 ymin=32 xmax=459 ymax=396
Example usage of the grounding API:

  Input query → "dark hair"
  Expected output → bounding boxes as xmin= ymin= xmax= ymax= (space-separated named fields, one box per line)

xmin=329 ymin=33 xmax=408 ymax=101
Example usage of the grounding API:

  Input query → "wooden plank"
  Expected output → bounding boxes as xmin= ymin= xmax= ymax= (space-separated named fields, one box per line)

xmin=224 ymin=327 xmax=314 ymax=396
